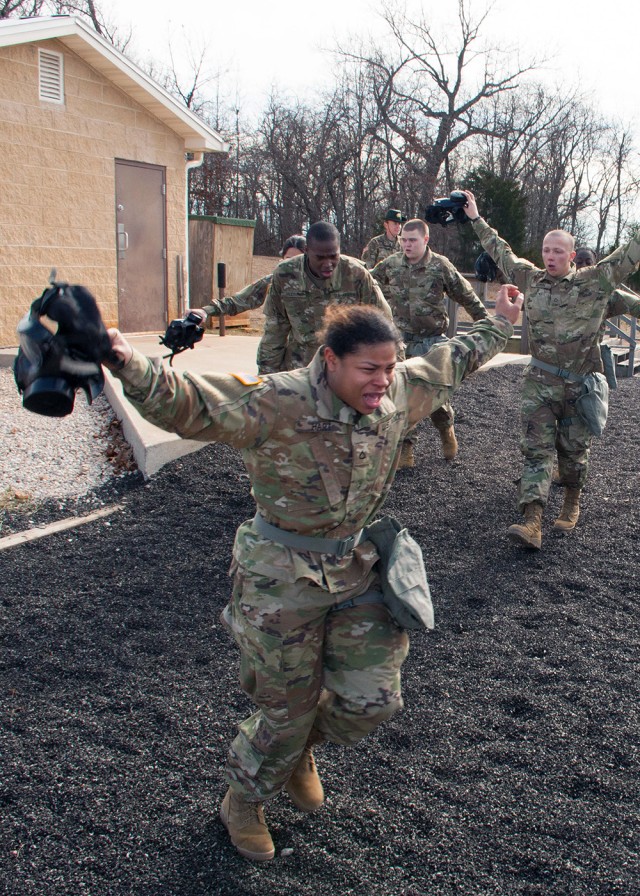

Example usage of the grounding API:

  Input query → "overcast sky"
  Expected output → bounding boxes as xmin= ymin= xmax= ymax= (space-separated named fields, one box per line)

xmin=107 ymin=0 xmax=639 ymax=129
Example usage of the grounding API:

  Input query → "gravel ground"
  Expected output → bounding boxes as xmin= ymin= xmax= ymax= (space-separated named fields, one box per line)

xmin=0 ymin=367 xmax=140 ymax=535
xmin=1 ymin=362 xmax=639 ymax=896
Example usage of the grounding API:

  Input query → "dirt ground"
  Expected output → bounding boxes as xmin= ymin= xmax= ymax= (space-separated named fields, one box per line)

xmin=1 ymin=364 xmax=639 ymax=896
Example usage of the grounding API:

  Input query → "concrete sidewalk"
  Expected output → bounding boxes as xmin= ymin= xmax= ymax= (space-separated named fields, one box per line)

xmin=2 ymin=333 xmax=528 ymax=479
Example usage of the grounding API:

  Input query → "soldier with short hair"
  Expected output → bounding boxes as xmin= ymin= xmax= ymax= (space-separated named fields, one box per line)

xmin=462 ymin=189 xmax=640 ymax=549
xmin=372 ymin=217 xmax=488 ymax=466
xmin=257 ymin=221 xmax=393 ymax=374
xmin=106 ymin=289 xmax=523 ymax=863
xmin=361 ymin=208 xmax=406 ymax=269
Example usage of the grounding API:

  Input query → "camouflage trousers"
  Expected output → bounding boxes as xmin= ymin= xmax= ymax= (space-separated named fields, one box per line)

xmin=221 ymin=566 xmax=410 ymax=802
xmin=517 ymin=373 xmax=592 ymax=510
xmin=405 ymin=336 xmax=454 ymax=442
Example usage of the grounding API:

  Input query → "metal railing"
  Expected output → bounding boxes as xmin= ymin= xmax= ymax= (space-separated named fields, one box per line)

xmin=604 ymin=316 xmax=638 ymax=378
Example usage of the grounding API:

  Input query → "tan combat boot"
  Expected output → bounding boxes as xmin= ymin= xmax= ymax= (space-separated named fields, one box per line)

xmin=553 ymin=487 xmax=581 ymax=532
xmin=285 ymin=733 xmax=325 ymax=812
xmin=398 ymin=441 xmax=415 ymax=469
xmin=507 ymin=502 xmax=543 ymax=550
xmin=219 ymin=787 xmax=275 ymax=861
xmin=439 ymin=426 xmax=458 ymax=461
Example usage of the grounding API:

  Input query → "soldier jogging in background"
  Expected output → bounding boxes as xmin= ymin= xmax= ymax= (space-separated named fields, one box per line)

xmin=256 ymin=221 xmax=393 ymax=374
xmin=462 ymin=189 xmax=640 ymax=550
xmin=372 ymin=218 xmax=489 ymax=467
xmin=105 ymin=289 xmax=523 ymax=862
xmin=361 ymin=208 xmax=407 ymax=269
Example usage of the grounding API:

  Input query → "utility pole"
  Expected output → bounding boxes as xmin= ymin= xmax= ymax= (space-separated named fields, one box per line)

xmin=235 ymin=105 xmax=240 ymax=218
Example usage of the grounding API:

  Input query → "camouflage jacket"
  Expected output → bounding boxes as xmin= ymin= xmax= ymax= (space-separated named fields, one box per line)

xmin=257 ymin=254 xmax=393 ymax=374
xmin=361 ymin=233 xmax=401 ymax=269
xmin=371 ymin=249 xmax=488 ymax=342
xmin=115 ymin=315 xmax=513 ymax=594
xmin=473 ymin=218 xmax=640 ymax=377
xmin=203 ymin=275 xmax=271 ymax=317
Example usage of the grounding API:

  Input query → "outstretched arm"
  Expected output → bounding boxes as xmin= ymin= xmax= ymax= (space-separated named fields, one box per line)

xmin=105 ymin=328 xmax=275 ymax=447
xmin=197 ymin=275 xmax=272 ymax=318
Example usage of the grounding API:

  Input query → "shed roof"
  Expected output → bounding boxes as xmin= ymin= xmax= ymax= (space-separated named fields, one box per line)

xmin=0 ymin=15 xmax=228 ymax=154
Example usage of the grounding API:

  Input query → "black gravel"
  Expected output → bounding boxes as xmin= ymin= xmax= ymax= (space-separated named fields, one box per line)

xmin=1 ymin=364 xmax=639 ymax=896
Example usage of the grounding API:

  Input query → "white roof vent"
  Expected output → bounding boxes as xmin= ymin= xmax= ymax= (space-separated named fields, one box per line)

xmin=38 ymin=48 xmax=64 ymax=104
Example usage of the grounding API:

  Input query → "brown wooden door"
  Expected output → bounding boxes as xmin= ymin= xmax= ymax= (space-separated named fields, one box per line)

xmin=115 ymin=160 xmax=167 ymax=332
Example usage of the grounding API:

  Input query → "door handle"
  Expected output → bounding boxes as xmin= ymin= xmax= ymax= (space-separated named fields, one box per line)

xmin=117 ymin=223 xmax=129 ymax=252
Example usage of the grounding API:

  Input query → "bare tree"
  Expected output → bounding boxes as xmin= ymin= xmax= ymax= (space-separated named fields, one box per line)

xmin=0 ymin=0 xmax=44 ymax=16
xmin=469 ymin=83 xmax=640 ymax=253
xmin=339 ymin=0 xmax=539 ymax=208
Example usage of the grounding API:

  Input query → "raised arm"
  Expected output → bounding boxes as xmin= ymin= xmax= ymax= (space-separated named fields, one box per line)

xmin=461 ymin=189 xmax=536 ymax=283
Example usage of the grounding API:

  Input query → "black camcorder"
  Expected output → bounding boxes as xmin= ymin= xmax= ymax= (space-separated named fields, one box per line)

xmin=424 ymin=191 xmax=469 ymax=228
xmin=159 ymin=311 xmax=205 ymax=364
xmin=14 ymin=273 xmax=120 ymax=417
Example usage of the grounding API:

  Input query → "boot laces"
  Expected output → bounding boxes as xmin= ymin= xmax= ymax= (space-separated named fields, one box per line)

xmin=234 ymin=797 xmax=265 ymax=828
xmin=300 ymin=747 xmax=315 ymax=772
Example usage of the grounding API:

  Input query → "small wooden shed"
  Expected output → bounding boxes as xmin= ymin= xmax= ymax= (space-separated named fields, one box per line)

xmin=0 ymin=15 xmax=228 ymax=346
xmin=188 ymin=216 xmax=256 ymax=328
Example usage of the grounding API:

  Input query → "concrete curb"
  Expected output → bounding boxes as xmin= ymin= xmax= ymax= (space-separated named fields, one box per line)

xmin=103 ymin=371 xmax=206 ymax=479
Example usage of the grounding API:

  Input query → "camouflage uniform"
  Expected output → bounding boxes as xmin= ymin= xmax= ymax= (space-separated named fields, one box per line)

xmin=361 ymin=233 xmax=401 ymax=269
xmin=372 ymin=248 xmax=488 ymax=433
xmin=473 ymin=217 xmax=640 ymax=509
xmin=257 ymin=254 xmax=393 ymax=374
xmin=113 ymin=313 xmax=513 ymax=803
xmin=203 ymin=275 xmax=271 ymax=318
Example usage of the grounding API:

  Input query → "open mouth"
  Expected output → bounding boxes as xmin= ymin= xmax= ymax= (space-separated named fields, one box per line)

xmin=362 ymin=392 xmax=383 ymax=410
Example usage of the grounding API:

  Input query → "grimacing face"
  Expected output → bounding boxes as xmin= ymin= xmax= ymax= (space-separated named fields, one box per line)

xmin=324 ymin=341 xmax=398 ymax=415
xmin=306 ymin=238 xmax=340 ymax=279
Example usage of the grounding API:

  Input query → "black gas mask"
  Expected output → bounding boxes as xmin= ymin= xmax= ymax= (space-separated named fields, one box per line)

xmin=424 ymin=191 xmax=469 ymax=227
xmin=474 ymin=251 xmax=499 ymax=283
xmin=14 ymin=274 xmax=120 ymax=417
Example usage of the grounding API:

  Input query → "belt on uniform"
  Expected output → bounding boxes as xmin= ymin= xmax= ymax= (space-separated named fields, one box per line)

xmin=252 ymin=512 xmax=369 ymax=558
xmin=332 ymin=589 xmax=385 ymax=612
xmin=529 ymin=358 xmax=586 ymax=383
xmin=530 ymin=359 xmax=583 ymax=427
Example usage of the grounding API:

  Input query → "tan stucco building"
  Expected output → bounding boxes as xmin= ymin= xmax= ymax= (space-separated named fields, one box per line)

xmin=0 ymin=15 xmax=227 ymax=347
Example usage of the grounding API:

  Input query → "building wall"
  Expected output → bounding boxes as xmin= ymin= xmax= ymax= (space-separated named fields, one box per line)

xmin=0 ymin=39 xmax=189 ymax=346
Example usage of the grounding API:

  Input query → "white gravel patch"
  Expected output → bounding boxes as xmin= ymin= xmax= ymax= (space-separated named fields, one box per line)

xmin=1 ymin=366 xmax=120 ymax=503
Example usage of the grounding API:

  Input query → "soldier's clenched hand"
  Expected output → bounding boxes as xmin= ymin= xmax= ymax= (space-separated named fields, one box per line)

xmin=494 ymin=284 xmax=524 ymax=325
